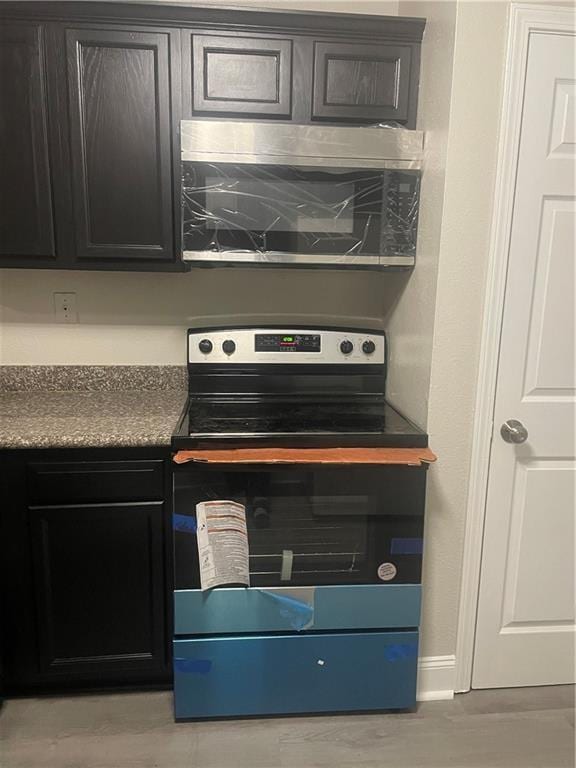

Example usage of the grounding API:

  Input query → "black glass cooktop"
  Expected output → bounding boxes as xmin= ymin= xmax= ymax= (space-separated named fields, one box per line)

xmin=173 ymin=396 xmax=427 ymax=449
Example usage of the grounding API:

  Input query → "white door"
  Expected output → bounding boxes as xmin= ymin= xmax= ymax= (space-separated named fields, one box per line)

xmin=473 ymin=23 xmax=576 ymax=688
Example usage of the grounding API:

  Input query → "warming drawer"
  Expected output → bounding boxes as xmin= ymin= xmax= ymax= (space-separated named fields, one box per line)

xmin=174 ymin=630 xmax=419 ymax=719
xmin=174 ymin=584 xmax=421 ymax=635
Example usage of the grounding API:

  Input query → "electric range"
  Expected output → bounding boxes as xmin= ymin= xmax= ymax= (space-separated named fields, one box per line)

xmin=171 ymin=325 xmax=430 ymax=719
xmin=172 ymin=325 xmax=427 ymax=449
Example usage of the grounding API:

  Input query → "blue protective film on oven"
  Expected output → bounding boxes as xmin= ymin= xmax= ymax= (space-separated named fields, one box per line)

xmin=390 ymin=537 xmax=423 ymax=555
xmin=174 ymin=657 xmax=212 ymax=675
xmin=257 ymin=590 xmax=315 ymax=631
xmin=384 ymin=641 xmax=419 ymax=662
xmin=173 ymin=514 xmax=197 ymax=534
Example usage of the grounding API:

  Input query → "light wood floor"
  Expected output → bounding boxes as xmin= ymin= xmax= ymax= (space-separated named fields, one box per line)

xmin=0 ymin=685 xmax=573 ymax=768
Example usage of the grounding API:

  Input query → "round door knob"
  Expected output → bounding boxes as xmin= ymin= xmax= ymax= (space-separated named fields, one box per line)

xmin=500 ymin=419 xmax=528 ymax=444
xmin=340 ymin=340 xmax=353 ymax=355
xmin=222 ymin=339 xmax=236 ymax=355
xmin=198 ymin=339 xmax=213 ymax=354
xmin=362 ymin=340 xmax=376 ymax=355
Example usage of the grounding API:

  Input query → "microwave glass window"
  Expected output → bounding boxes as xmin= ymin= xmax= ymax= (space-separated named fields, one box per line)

xmin=204 ymin=176 xmax=356 ymax=235
xmin=182 ymin=162 xmax=420 ymax=258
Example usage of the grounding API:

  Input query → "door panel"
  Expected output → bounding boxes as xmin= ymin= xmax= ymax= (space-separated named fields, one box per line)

xmin=473 ymin=28 xmax=576 ymax=689
xmin=312 ymin=41 xmax=414 ymax=124
xmin=0 ymin=23 xmax=55 ymax=259
xmin=502 ymin=462 xmax=575 ymax=626
xmin=522 ymin=199 xmax=574 ymax=398
xmin=65 ymin=27 xmax=175 ymax=263
xmin=185 ymin=33 xmax=292 ymax=118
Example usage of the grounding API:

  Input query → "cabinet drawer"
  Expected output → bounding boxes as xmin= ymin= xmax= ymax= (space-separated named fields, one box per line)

xmin=174 ymin=630 xmax=418 ymax=718
xmin=27 ymin=460 xmax=165 ymax=504
xmin=174 ymin=584 xmax=421 ymax=636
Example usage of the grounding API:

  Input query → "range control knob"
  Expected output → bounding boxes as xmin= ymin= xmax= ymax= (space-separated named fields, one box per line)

xmin=222 ymin=339 xmax=236 ymax=355
xmin=198 ymin=339 xmax=213 ymax=354
xmin=362 ymin=340 xmax=376 ymax=355
xmin=340 ymin=340 xmax=354 ymax=355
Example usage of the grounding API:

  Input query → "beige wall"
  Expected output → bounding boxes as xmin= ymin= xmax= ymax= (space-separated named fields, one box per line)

xmin=385 ymin=0 xmax=456 ymax=430
xmin=418 ymin=1 xmax=509 ymax=657
xmin=132 ymin=0 xmax=400 ymax=13
xmin=0 ymin=268 xmax=390 ymax=364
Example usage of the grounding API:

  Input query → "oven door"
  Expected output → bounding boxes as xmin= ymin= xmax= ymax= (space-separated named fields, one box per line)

xmin=174 ymin=463 xmax=425 ymax=588
xmin=181 ymin=162 xmax=419 ymax=267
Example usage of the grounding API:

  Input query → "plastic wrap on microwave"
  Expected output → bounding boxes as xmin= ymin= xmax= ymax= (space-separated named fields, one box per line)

xmin=182 ymin=161 xmax=420 ymax=262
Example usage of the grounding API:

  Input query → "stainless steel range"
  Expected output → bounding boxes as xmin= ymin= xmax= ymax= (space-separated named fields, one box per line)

xmin=172 ymin=325 xmax=426 ymax=449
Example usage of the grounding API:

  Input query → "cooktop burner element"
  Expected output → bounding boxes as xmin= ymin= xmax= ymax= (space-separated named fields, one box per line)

xmin=172 ymin=326 xmax=427 ymax=449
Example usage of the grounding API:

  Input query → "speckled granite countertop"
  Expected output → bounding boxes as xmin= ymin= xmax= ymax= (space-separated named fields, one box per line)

xmin=0 ymin=366 xmax=188 ymax=449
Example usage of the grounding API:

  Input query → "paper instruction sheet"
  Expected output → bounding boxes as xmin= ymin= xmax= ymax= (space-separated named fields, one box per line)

xmin=196 ymin=500 xmax=250 ymax=590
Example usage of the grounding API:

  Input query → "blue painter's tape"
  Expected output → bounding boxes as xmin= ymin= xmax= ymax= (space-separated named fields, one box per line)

xmin=390 ymin=537 xmax=423 ymax=555
xmin=258 ymin=591 xmax=314 ymax=631
xmin=384 ymin=642 xmax=419 ymax=663
xmin=174 ymin=657 xmax=212 ymax=675
xmin=173 ymin=514 xmax=197 ymax=534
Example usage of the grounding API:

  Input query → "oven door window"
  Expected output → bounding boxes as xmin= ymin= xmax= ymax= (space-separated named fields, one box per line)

xmin=182 ymin=163 xmax=420 ymax=258
xmin=174 ymin=465 xmax=425 ymax=589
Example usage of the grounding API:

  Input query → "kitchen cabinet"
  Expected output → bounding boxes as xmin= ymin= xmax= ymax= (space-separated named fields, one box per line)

xmin=64 ymin=26 xmax=179 ymax=266
xmin=0 ymin=449 xmax=173 ymax=692
xmin=0 ymin=3 xmax=424 ymax=272
xmin=0 ymin=23 xmax=57 ymax=264
xmin=311 ymin=40 xmax=419 ymax=124
xmin=183 ymin=33 xmax=293 ymax=119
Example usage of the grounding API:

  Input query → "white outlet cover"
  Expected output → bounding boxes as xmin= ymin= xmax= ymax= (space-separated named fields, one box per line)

xmin=53 ymin=292 xmax=78 ymax=323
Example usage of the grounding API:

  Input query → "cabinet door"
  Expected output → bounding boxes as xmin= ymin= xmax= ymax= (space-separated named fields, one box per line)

xmin=65 ymin=27 xmax=177 ymax=264
xmin=183 ymin=33 xmax=292 ymax=118
xmin=0 ymin=23 xmax=55 ymax=260
xmin=28 ymin=502 xmax=167 ymax=681
xmin=312 ymin=41 xmax=416 ymax=125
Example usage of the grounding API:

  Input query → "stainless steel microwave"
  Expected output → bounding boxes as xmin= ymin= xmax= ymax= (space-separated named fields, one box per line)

xmin=181 ymin=120 xmax=423 ymax=268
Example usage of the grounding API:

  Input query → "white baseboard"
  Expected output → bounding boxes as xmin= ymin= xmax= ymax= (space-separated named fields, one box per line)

xmin=417 ymin=655 xmax=456 ymax=701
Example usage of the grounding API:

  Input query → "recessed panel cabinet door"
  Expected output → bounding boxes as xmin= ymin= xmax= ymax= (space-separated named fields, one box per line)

xmin=29 ymin=502 xmax=167 ymax=679
xmin=184 ymin=33 xmax=292 ymax=118
xmin=65 ymin=28 xmax=176 ymax=263
xmin=0 ymin=24 xmax=55 ymax=260
xmin=312 ymin=41 xmax=416 ymax=125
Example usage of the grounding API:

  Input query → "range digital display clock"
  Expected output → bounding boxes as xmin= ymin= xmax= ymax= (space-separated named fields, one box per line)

xmin=255 ymin=333 xmax=321 ymax=353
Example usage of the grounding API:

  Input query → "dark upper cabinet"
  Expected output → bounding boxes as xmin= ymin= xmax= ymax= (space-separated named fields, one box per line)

xmin=0 ymin=4 xmax=424 ymax=271
xmin=311 ymin=41 xmax=418 ymax=125
xmin=64 ymin=27 xmax=178 ymax=264
xmin=0 ymin=23 xmax=56 ymax=261
xmin=183 ymin=33 xmax=292 ymax=119
xmin=29 ymin=501 xmax=166 ymax=678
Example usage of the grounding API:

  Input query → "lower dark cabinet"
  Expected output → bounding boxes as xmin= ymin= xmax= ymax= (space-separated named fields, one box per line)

xmin=30 ymin=502 xmax=166 ymax=677
xmin=0 ymin=449 xmax=172 ymax=693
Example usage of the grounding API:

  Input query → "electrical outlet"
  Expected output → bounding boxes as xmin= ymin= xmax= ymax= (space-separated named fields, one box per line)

xmin=53 ymin=292 xmax=78 ymax=323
